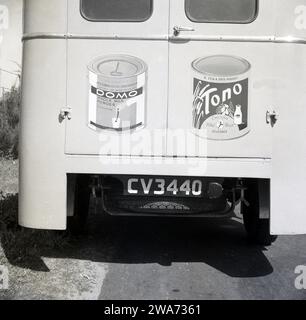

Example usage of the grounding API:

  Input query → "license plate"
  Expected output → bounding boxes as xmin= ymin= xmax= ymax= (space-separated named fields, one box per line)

xmin=124 ymin=177 xmax=204 ymax=197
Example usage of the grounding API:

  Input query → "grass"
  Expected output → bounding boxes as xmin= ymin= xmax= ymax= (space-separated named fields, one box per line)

xmin=0 ymin=159 xmax=70 ymax=268
xmin=0 ymin=162 xmax=74 ymax=299
xmin=0 ymin=86 xmax=20 ymax=159
xmin=0 ymin=88 xmax=83 ymax=298
xmin=0 ymin=87 xmax=72 ymax=273
xmin=0 ymin=159 xmax=18 ymax=194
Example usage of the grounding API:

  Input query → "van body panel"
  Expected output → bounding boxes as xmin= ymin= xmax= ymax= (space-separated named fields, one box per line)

xmin=23 ymin=0 xmax=68 ymax=34
xmin=65 ymin=40 xmax=168 ymax=156
xmin=167 ymin=40 xmax=273 ymax=158
xmin=65 ymin=0 xmax=169 ymax=156
xmin=271 ymin=43 xmax=306 ymax=235
xmin=65 ymin=156 xmax=271 ymax=179
xmin=271 ymin=0 xmax=306 ymax=234
xmin=67 ymin=0 xmax=169 ymax=38
xmin=19 ymin=40 xmax=67 ymax=230
xmin=171 ymin=0 xmax=275 ymax=38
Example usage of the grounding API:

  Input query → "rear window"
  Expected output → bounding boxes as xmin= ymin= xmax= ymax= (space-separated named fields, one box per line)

xmin=185 ymin=0 xmax=258 ymax=24
xmin=80 ymin=0 xmax=153 ymax=22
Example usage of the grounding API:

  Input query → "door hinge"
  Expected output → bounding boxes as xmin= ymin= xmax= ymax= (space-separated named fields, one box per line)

xmin=59 ymin=107 xmax=72 ymax=122
xmin=266 ymin=110 xmax=279 ymax=127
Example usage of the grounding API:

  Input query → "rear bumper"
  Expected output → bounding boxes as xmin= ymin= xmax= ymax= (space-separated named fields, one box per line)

xmin=65 ymin=155 xmax=271 ymax=179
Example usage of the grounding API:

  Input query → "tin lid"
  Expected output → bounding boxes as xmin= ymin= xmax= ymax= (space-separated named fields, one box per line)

xmin=192 ymin=55 xmax=251 ymax=77
xmin=89 ymin=54 xmax=147 ymax=78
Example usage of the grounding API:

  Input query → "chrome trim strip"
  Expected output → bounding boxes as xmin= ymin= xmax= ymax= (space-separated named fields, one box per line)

xmin=22 ymin=33 xmax=306 ymax=45
xmin=22 ymin=33 xmax=168 ymax=41
xmin=23 ymin=33 xmax=66 ymax=40
xmin=170 ymin=35 xmax=306 ymax=44
xmin=170 ymin=35 xmax=275 ymax=43
xmin=274 ymin=36 xmax=306 ymax=44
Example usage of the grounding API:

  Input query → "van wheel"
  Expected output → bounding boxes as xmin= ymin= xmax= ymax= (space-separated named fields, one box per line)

xmin=242 ymin=181 xmax=277 ymax=246
xmin=67 ymin=175 xmax=91 ymax=235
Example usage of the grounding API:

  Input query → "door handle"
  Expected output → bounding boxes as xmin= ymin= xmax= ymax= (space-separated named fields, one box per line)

xmin=173 ymin=26 xmax=195 ymax=36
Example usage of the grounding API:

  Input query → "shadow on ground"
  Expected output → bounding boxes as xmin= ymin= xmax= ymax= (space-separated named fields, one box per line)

xmin=0 ymin=194 xmax=273 ymax=278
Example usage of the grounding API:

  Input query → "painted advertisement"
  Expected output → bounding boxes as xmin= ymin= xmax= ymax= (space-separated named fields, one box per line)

xmin=88 ymin=54 xmax=147 ymax=132
xmin=192 ymin=55 xmax=251 ymax=140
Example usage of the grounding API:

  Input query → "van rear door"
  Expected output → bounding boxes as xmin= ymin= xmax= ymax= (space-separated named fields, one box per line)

xmin=167 ymin=0 xmax=275 ymax=158
xmin=65 ymin=0 xmax=169 ymax=156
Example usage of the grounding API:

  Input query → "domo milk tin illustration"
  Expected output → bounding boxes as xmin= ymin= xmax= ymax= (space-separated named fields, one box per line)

xmin=192 ymin=55 xmax=251 ymax=140
xmin=88 ymin=54 xmax=147 ymax=132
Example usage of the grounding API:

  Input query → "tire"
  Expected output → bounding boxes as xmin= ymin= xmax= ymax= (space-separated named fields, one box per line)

xmin=67 ymin=175 xmax=91 ymax=235
xmin=242 ymin=181 xmax=277 ymax=246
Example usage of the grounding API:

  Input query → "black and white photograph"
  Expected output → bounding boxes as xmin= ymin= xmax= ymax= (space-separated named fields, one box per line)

xmin=0 ymin=0 xmax=306 ymax=307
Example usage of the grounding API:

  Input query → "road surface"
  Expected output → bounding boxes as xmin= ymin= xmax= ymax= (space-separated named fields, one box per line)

xmin=1 ymin=209 xmax=306 ymax=300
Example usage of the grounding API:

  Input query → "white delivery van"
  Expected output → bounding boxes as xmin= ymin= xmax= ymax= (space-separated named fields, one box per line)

xmin=20 ymin=0 xmax=306 ymax=245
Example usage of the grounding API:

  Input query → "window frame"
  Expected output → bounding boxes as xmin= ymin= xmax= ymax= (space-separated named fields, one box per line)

xmin=185 ymin=0 xmax=259 ymax=24
xmin=80 ymin=0 xmax=154 ymax=23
